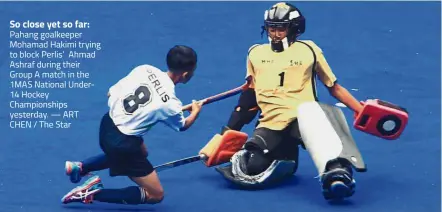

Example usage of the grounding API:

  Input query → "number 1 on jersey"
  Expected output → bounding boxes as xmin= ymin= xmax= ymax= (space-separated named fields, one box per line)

xmin=278 ymin=72 xmax=285 ymax=86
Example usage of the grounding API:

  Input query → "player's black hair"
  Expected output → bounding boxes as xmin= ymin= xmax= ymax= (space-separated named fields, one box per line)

xmin=166 ymin=45 xmax=197 ymax=73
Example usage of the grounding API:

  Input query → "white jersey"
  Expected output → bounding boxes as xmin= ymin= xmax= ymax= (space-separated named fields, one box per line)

xmin=107 ymin=64 xmax=186 ymax=136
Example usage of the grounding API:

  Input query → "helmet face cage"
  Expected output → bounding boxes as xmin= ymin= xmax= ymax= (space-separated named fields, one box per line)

xmin=263 ymin=3 xmax=305 ymax=43
xmin=265 ymin=21 xmax=291 ymax=30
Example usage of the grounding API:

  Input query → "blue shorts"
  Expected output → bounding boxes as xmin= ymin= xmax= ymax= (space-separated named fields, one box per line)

xmin=99 ymin=112 xmax=154 ymax=177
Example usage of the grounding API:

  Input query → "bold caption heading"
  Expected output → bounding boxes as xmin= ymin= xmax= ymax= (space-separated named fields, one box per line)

xmin=10 ymin=20 xmax=90 ymax=30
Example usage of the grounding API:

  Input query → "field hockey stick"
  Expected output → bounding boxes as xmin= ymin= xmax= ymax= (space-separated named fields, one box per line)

xmin=182 ymin=77 xmax=252 ymax=111
xmin=154 ymin=154 xmax=208 ymax=172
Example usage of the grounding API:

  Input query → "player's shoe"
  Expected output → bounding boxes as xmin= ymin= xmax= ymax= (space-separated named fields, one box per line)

xmin=61 ymin=175 xmax=103 ymax=204
xmin=320 ymin=168 xmax=355 ymax=200
xmin=65 ymin=161 xmax=89 ymax=183
xmin=329 ymin=180 xmax=353 ymax=199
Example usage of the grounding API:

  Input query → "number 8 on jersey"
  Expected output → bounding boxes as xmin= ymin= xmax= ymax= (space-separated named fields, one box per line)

xmin=123 ymin=85 xmax=152 ymax=114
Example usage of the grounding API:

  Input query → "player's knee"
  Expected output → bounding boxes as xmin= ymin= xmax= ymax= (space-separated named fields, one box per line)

xmin=150 ymin=195 xmax=164 ymax=204
xmin=143 ymin=188 xmax=164 ymax=204
xmin=146 ymin=197 xmax=164 ymax=204
xmin=152 ymin=188 xmax=164 ymax=201
xmin=244 ymin=149 xmax=273 ymax=175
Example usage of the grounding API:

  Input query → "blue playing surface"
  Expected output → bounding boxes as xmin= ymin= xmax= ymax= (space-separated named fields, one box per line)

xmin=0 ymin=1 xmax=440 ymax=212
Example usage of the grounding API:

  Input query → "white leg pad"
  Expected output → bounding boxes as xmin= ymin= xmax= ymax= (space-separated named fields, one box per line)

xmin=298 ymin=102 xmax=343 ymax=175
xmin=297 ymin=101 xmax=366 ymax=176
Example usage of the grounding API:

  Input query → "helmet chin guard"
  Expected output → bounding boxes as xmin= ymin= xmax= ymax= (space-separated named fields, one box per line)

xmin=268 ymin=37 xmax=290 ymax=53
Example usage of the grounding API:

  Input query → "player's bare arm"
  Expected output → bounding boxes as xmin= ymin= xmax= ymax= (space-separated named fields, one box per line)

xmin=180 ymin=100 xmax=204 ymax=131
xmin=327 ymin=83 xmax=363 ymax=114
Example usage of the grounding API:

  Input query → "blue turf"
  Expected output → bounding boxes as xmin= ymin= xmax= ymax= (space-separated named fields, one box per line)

xmin=0 ymin=2 xmax=440 ymax=212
